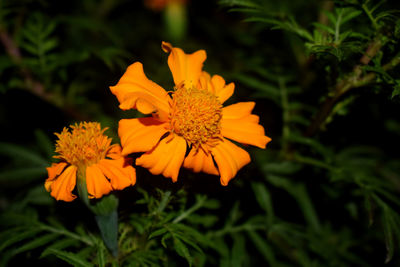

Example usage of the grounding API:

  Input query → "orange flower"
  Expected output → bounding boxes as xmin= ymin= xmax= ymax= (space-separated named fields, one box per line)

xmin=110 ymin=42 xmax=271 ymax=186
xmin=45 ymin=122 xmax=136 ymax=201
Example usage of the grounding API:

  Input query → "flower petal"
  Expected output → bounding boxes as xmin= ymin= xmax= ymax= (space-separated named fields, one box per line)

xmin=45 ymin=162 xmax=68 ymax=191
xmin=97 ymin=158 xmax=136 ymax=190
xmin=106 ymin=144 xmax=123 ymax=160
xmin=48 ymin=165 xmax=77 ymax=202
xmin=86 ymin=164 xmax=113 ymax=199
xmin=136 ymin=134 xmax=187 ymax=182
xmin=162 ymin=41 xmax=206 ymax=88
xmin=211 ymin=139 xmax=251 ymax=186
xmin=222 ymin=102 xmax=271 ymax=148
xmin=210 ymin=75 xmax=235 ymax=104
xmin=110 ymin=62 xmax=171 ymax=120
xmin=118 ymin=117 xmax=168 ymax=155
xmin=197 ymin=72 xmax=234 ymax=104
xmin=183 ymin=148 xmax=219 ymax=175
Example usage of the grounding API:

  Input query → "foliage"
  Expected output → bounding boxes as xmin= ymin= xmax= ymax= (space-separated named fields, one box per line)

xmin=1 ymin=0 xmax=400 ymax=266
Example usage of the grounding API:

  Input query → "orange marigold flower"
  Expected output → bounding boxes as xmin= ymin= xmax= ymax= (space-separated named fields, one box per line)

xmin=45 ymin=122 xmax=136 ymax=202
xmin=110 ymin=42 xmax=271 ymax=186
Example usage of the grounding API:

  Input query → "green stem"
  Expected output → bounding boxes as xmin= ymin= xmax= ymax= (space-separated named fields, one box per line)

xmin=76 ymin=167 xmax=90 ymax=208
xmin=173 ymin=195 xmax=207 ymax=224
xmin=38 ymin=224 xmax=94 ymax=246
xmin=154 ymin=190 xmax=171 ymax=215
xmin=292 ymin=154 xmax=334 ymax=170
xmin=362 ymin=3 xmax=379 ymax=30
xmin=279 ymin=78 xmax=290 ymax=154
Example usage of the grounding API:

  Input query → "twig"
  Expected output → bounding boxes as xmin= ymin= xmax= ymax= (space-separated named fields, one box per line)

xmin=305 ymin=37 xmax=392 ymax=136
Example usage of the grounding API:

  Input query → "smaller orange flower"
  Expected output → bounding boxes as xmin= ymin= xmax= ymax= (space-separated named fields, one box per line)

xmin=45 ymin=122 xmax=136 ymax=202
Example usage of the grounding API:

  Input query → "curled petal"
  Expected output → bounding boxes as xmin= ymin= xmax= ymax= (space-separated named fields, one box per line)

xmin=86 ymin=164 xmax=113 ymax=199
xmin=118 ymin=118 xmax=168 ymax=155
xmin=48 ymin=165 xmax=77 ymax=202
xmin=110 ymin=62 xmax=171 ymax=120
xmin=211 ymin=139 xmax=251 ymax=186
xmin=106 ymin=144 xmax=123 ymax=160
xmin=183 ymin=148 xmax=219 ymax=175
xmin=162 ymin=41 xmax=206 ymax=88
xmin=198 ymin=72 xmax=234 ymax=104
xmin=136 ymin=134 xmax=187 ymax=182
xmin=222 ymin=102 xmax=271 ymax=148
xmin=45 ymin=162 xmax=68 ymax=191
xmin=97 ymin=158 xmax=136 ymax=190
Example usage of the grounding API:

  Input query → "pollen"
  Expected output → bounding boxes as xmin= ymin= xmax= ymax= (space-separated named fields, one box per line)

xmin=169 ymin=84 xmax=223 ymax=150
xmin=54 ymin=122 xmax=112 ymax=167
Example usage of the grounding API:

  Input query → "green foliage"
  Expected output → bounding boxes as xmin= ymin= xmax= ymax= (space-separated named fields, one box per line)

xmin=1 ymin=0 xmax=400 ymax=266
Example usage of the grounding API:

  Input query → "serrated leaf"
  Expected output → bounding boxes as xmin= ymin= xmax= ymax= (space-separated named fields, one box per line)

xmin=149 ymin=228 xmax=168 ymax=239
xmin=42 ymin=38 xmax=58 ymax=53
xmin=313 ymin=22 xmax=335 ymax=34
xmin=7 ymin=233 xmax=59 ymax=259
xmin=43 ymin=248 xmax=94 ymax=267
xmin=0 ymin=227 xmax=42 ymax=252
xmin=40 ymin=238 xmax=78 ymax=257
xmin=174 ymin=237 xmax=192 ymax=266
xmin=247 ymin=230 xmax=276 ymax=265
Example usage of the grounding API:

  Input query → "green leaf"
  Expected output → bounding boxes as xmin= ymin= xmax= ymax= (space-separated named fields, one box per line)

xmin=0 ymin=167 xmax=47 ymax=185
xmin=174 ymin=237 xmax=193 ymax=266
xmin=43 ymin=248 xmax=94 ymax=267
xmin=14 ymin=232 xmax=58 ymax=252
xmin=95 ymin=210 xmax=119 ymax=257
xmin=34 ymin=129 xmax=54 ymax=159
xmin=251 ymin=182 xmax=274 ymax=220
xmin=96 ymin=240 xmax=107 ymax=267
xmin=0 ymin=142 xmax=49 ymax=166
xmin=149 ymin=228 xmax=168 ymax=239
xmin=0 ymin=227 xmax=42 ymax=252
xmin=247 ymin=230 xmax=276 ymax=265
xmin=231 ymin=234 xmax=247 ymax=266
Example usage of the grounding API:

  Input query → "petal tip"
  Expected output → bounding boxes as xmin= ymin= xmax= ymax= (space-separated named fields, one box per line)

xmin=162 ymin=41 xmax=173 ymax=53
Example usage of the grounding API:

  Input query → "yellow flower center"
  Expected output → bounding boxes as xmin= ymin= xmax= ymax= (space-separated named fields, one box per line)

xmin=54 ymin=122 xmax=112 ymax=167
xmin=169 ymin=84 xmax=223 ymax=150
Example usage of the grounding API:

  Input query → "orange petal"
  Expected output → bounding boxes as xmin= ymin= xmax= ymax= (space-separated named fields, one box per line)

xmin=45 ymin=162 xmax=68 ymax=191
xmin=222 ymin=101 xmax=256 ymax=119
xmin=97 ymin=158 xmax=136 ymax=190
xmin=183 ymin=148 xmax=219 ymax=175
xmin=211 ymin=139 xmax=251 ymax=186
xmin=106 ymin=144 xmax=123 ymax=160
xmin=162 ymin=41 xmax=206 ymax=88
xmin=110 ymin=62 xmax=171 ymax=120
xmin=221 ymin=102 xmax=271 ymax=148
xmin=86 ymin=164 xmax=113 ymax=199
xmin=118 ymin=118 xmax=168 ymax=155
xmin=136 ymin=134 xmax=187 ymax=182
xmin=211 ymin=75 xmax=234 ymax=104
xmin=49 ymin=165 xmax=77 ymax=202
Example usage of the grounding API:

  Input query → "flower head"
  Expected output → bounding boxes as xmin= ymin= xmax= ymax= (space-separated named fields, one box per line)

xmin=110 ymin=42 xmax=271 ymax=185
xmin=45 ymin=122 xmax=136 ymax=201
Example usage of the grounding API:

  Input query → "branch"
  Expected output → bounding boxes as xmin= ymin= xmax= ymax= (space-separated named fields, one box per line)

xmin=305 ymin=37 xmax=394 ymax=136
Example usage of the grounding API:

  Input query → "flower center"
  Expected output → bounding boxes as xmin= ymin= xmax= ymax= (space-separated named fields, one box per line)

xmin=54 ymin=122 xmax=112 ymax=167
xmin=170 ymin=84 xmax=222 ymax=150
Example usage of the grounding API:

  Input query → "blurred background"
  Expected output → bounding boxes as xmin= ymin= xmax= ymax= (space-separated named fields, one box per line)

xmin=1 ymin=0 xmax=400 ymax=266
